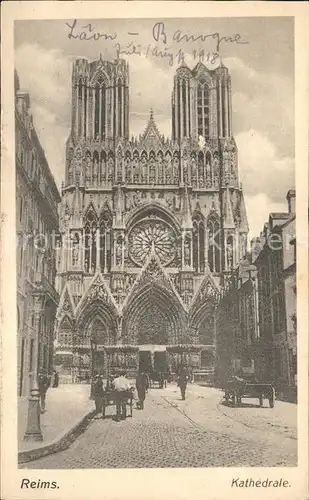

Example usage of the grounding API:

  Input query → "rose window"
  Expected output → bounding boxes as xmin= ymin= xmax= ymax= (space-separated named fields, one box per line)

xmin=128 ymin=219 xmax=177 ymax=266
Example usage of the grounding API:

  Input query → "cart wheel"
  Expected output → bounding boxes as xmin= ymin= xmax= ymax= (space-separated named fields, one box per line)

xmin=259 ymin=395 xmax=263 ymax=407
xmin=237 ymin=396 xmax=242 ymax=405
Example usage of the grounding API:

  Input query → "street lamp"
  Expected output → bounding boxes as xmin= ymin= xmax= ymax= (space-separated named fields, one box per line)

xmin=24 ymin=303 xmax=43 ymax=441
xmin=24 ymin=246 xmax=47 ymax=441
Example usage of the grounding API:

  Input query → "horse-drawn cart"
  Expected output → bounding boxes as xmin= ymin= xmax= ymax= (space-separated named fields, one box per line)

xmin=102 ymin=389 xmax=134 ymax=418
xmin=224 ymin=377 xmax=275 ymax=408
xmin=148 ymin=371 xmax=167 ymax=389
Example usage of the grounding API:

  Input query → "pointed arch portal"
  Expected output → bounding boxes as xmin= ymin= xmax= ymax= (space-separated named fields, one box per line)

xmin=76 ymin=299 xmax=118 ymax=346
xmin=123 ymin=284 xmax=184 ymax=346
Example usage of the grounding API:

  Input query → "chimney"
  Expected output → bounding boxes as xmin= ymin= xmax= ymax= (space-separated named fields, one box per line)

xmin=287 ymin=189 xmax=296 ymax=214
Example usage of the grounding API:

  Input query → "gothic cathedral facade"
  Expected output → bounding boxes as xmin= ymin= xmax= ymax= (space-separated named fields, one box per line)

xmin=55 ymin=56 xmax=248 ymax=380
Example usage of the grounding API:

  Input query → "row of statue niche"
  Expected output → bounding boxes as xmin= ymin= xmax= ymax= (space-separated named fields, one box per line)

xmin=184 ymin=156 xmax=219 ymax=188
xmin=67 ymin=150 xmax=225 ymax=189
xmin=125 ymin=191 xmax=181 ymax=211
xmin=124 ymin=153 xmax=179 ymax=185
xmin=84 ymin=152 xmax=114 ymax=184
xmin=223 ymin=148 xmax=237 ymax=186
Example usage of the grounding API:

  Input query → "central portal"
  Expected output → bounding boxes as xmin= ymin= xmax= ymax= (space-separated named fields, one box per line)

xmin=137 ymin=303 xmax=169 ymax=345
xmin=123 ymin=283 xmax=184 ymax=346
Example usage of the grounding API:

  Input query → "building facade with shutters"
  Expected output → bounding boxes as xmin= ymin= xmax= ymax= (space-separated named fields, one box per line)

xmin=54 ymin=56 xmax=249 ymax=380
xmin=15 ymin=71 xmax=60 ymax=397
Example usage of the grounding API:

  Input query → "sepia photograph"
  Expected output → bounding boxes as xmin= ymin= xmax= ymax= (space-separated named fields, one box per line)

xmin=1 ymin=2 xmax=308 ymax=499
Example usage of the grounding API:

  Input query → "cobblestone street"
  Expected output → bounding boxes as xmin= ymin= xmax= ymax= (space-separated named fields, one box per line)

xmin=21 ymin=383 xmax=297 ymax=469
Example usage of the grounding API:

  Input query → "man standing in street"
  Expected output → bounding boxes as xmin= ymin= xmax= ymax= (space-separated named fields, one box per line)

xmin=177 ymin=365 xmax=189 ymax=401
xmin=112 ymin=372 xmax=132 ymax=421
xmin=135 ymin=371 xmax=149 ymax=409
xmin=38 ymin=371 xmax=51 ymax=413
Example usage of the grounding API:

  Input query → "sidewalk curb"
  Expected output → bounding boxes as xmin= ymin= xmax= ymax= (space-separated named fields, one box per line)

xmin=18 ymin=409 xmax=96 ymax=465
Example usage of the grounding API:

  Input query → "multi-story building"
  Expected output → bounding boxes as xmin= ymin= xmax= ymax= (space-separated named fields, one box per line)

xmin=54 ymin=57 xmax=248 ymax=380
xmin=253 ymin=190 xmax=296 ymax=400
xmin=216 ymin=257 xmax=259 ymax=386
xmin=217 ymin=190 xmax=296 ymax=400
xmin=15 ymin=71 xmax=61 ymax=397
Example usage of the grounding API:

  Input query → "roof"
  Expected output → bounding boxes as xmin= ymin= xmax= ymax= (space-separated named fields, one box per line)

xmin=269 ymin=212 xmax=291 ymax=219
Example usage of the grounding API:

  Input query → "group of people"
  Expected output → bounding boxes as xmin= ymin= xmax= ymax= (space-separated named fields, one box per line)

xmin=92 ymin=371 xmax=149 ymax=422
xmin=92 ymin=371 xmax=134 ymax=422
xmin=92 ymin=365 xmax=191 ymax=421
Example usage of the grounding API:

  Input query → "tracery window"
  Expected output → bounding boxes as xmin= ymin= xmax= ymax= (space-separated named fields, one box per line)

xmin=197 ymin=80 xmax=210 ymax=138
xmin=182 ymin=79 xmax=187 ymax=137
xmin=208 ymin=215 xmax=221 ymax=273
xmin=94 ymin=84 xmax=100 ymax=138
xmin=193 ymin=214 xmax=205 ymax=273
xmin=78 ymin=80 xmax=83 ymax=137
xmin=118 ymin=78 xmax=122 ymax=136
xmin=129 ymin=218 xmax=177 ymax=267
xmin=101 ymin=83 xmax=106 ymax=139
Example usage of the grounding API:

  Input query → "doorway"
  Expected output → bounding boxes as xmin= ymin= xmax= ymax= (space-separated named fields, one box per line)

xmin=139 ymin=351 xmax=152 ymax=373
xmin=154 ymin=351 xmax=168 ymax=372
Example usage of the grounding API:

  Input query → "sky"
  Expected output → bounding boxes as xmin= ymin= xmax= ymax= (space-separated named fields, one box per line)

xmin=15 ymin=17 xmax=295 ymax=239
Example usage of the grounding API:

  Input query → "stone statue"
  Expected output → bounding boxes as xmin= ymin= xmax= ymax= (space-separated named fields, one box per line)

xmin=116 ymin=237 xmax=123 ymax=265
xmin=85 ymin=154 xmax=91 ymax=181
xmin=93 ymin=158 xmax=98 ymax=181
xmin=72 ymin=245 xmax=79 ymax=265
xmin=108 ymin=157 xmax=114 ymax=182
xmin=184 ymin=236 xmax=191 ymax=266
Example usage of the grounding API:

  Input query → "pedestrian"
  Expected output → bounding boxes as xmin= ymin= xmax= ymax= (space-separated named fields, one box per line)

xmin=177 ymin=366 xmax=189 ymax=401
xmin=93 ymin=375 xmax=104 ymax=413
xmin=52 ymin=370 xmax=59 ymax=388
xmin=38 ymin=371 xmax=50 ymax=413
xmin=112 ymin=371 xmax=132 ymax=421
xmin=135 ymin=371 xmax=149 ymax=409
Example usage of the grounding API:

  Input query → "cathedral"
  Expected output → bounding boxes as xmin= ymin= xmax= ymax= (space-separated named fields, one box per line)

xmin=54 ymin=55 xmax=248 ymax=381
